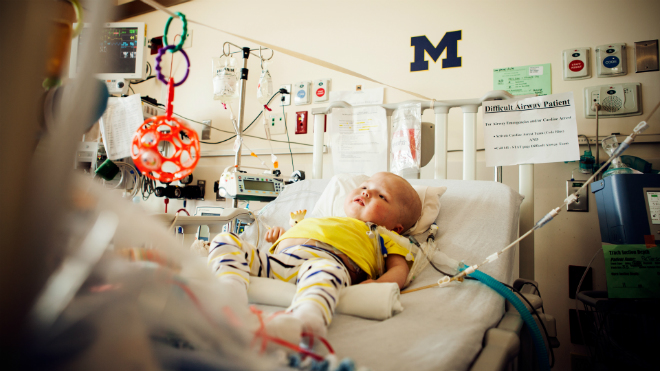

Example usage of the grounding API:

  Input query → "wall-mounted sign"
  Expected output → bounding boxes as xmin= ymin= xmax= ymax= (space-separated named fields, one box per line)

xmin=493 ymin=63 xmax=552 ymax=96
xmin=410 ymin=31 xmax=462 ymax=72
xmin=482 ymin=91 xmax=579 ymax=167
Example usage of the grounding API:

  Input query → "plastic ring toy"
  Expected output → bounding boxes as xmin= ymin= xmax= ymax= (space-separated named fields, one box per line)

xmin=163 ymin=11 xmax=187 ymax=52
xmin=69 ymin=0 xmax=84 ymax=38
xmin=155 ymin=45 xmax=190 ymax=86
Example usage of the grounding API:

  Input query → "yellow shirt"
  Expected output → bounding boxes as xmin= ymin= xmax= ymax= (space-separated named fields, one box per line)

xmin=270 ymin=217 xmax=412 ymax=279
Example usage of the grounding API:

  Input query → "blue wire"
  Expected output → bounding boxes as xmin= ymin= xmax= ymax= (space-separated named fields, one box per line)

xmin=461 ymin=267 xmax=550 ymax=371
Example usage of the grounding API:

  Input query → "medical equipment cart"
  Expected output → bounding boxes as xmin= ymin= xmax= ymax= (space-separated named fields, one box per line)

xmin=576 ymin=291 xmax=660 ymax=371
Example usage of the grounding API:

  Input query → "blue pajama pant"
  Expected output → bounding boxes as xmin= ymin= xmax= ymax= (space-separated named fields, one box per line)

xmin=208 ymin=232 xmax=351 ymax=326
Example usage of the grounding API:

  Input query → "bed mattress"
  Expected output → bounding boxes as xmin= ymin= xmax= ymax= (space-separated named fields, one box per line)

xmin=244 ymin=178 xmax=523 ymax=371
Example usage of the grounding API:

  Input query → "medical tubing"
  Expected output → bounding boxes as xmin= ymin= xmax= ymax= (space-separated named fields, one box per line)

xmin=533 ymin=207 xmax=561 ymax=230
xmin=468 ymin=269 xmax=550 ymax=371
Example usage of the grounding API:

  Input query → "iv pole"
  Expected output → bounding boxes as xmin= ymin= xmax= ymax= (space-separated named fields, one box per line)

xmin=221 ymin=43 xmax=274 ymax=213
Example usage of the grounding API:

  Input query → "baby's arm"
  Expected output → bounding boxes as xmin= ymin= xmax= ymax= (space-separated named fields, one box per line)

xmin=361 ymin=254 xmax=409 ymax=290
xmin=265 ymin=226 xmax=285 ymax=243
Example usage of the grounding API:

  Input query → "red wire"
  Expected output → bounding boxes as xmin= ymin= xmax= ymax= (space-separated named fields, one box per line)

xmin=303 ymin=332 xmax=335 ymax=354
xmin=164 ymin=280 xmax=337 ymax=362
xmin=248 ymin=306 xmax=334 ymax=361
xmin=176 ymin=208 xmax=190 ymax=216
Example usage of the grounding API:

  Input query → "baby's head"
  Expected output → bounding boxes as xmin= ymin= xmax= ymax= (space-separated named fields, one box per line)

xmin=343 ymin=172 xmax=422 ymax=234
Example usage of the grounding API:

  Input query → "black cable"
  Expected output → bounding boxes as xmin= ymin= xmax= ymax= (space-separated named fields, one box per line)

xmin=282 ymin=103 xmax=295 ymax=171
xmin=500 ymin=282 xmax=555 ymax=368
xmin=131 ymin=62 xmax=154 ymax=85
xmin=128 ymin=84 xmax=135 ymax=94
xmin=130 ymin=75 xmax=156 ymax=85
xmin=519 ymin=281 xmax=545 ymax=313
xmin=198 ymin=91 xmax=281 ymax=144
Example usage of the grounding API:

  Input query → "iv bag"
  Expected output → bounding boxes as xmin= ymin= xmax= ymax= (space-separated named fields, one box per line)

xmin=256 ymin=62 xmax=273 ymax=105
xmin=212 ymin=57 xmax=239 ymax=102
xmin=390 ymin=103 xmax=422 ymax=178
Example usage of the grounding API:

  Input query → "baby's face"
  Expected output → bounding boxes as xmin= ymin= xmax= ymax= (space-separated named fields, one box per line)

xmin=343 ymin=173 xmax=406 ymax=233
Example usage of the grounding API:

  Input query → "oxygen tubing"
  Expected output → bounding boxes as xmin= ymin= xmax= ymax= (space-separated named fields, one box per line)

xmin=466 ymin=269 xmax=550 ymax=371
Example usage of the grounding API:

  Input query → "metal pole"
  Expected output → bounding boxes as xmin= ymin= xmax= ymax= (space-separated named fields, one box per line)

xmin=461 ymin=106 xmax=479 ymax=180
xmin=434 ymin=107 xmax=449 ymax=180
xmin=312 ymin=114 xmax=325 ymax=179
xmin=232 ymin=47 xmax=250 ymax=209
xmin=519 ymin=163 xmax=535 ymax=280
xmin=494 ymin=166 xmax=503 ymax=183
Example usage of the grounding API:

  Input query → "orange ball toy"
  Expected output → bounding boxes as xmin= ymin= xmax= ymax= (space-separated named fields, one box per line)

xmin=131 ymin=115 xmax=200 ymax=183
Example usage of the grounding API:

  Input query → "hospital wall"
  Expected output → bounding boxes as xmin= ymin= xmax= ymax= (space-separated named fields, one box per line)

xmin=123 ymin=1 xmax=660 ymax=370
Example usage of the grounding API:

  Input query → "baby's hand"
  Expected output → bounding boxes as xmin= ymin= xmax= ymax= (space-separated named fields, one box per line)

xmin=265 ymin=226 xmax=285 ymax=243
xmin=359 ymin=279 xmax=377 ymax=285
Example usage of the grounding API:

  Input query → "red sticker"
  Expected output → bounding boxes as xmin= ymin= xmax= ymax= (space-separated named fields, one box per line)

xmin=316 ymin=88 xmax=325 ymax=97
xmin=569 ymin=60 xmax=584 ymax=72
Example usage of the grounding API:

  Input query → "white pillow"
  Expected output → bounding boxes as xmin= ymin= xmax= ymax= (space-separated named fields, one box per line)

xmin=310 ymin=174 xmax=446 ymax=236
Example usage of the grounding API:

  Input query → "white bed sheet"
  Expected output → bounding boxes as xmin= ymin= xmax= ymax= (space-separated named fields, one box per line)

xmin=242 ymin=179 xmax=523 ymax=371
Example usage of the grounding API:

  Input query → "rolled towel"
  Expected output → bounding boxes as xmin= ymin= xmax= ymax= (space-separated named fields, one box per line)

xmin=248 ymin=277 xmax=403 ymax=320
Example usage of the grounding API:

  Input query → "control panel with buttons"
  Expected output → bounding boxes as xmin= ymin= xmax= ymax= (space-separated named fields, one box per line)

xmin=217 ymin=167 xmax=284 ymax=201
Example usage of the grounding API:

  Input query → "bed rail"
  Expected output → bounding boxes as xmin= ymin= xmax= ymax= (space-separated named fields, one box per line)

xmin=311 ymin=90 xmax=536 ymax=280
xmin=310 ymin=90 xmax=514 ymax=180
xmin=154 ymin=209 xmax=255 ymax=235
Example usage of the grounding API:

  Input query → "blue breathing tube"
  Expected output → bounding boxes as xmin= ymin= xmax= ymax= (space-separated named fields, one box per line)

xmin=463 ymin=268 xmax=550 ymax=371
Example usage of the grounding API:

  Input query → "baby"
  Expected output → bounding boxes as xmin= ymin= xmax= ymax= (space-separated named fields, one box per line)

xmin=208 ymin=172 xmax=422 ymax=340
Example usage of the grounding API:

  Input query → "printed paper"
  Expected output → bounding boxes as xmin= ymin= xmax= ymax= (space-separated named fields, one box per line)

xmin=330 ymin=106 xmax=388 ymax=176
xmin=99 ymin=94 xmax=144 ymax=160
xmin=483 ymin=92 xmax=580 ymax=167
xmin=493 ymin=63 xmax=552 ymax=96
xmin=329 ymin=87 xmax=384 ymax=106
xmin=603 ymin=244 xmax=660 ymax=299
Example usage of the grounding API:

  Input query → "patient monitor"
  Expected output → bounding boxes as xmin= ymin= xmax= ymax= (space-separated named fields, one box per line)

xmin=217 ymin=166 xmax=285 ymax=202
xmin=69 ymin=22 xmax=148 ymax=95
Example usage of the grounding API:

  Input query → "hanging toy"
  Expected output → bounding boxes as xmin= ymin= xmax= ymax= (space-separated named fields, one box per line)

xmin=131 ymin=13 xmax=199 ymax=183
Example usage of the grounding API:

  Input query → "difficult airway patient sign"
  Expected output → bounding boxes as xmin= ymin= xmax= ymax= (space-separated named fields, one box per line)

xmin=482 ymin=91 xmax=580 ymax=167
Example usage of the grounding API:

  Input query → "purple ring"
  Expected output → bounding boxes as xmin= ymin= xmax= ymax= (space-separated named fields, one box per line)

xmin=155 ymin=45 xmax=190 ymax=86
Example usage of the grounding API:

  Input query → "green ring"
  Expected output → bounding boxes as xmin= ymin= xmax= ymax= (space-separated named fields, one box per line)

xmin=163 ymin=12 xmax=187 ymax=52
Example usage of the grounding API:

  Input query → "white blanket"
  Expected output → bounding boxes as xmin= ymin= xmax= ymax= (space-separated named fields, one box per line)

xmin=248 ymin=278 xmax=402 ymax=320
xmin=243 ymin=179 xmax=523 ymax=371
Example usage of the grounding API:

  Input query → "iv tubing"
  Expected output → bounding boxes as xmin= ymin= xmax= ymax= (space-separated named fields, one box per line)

xmin=468 ymin=269 xmax=550 ymax=371
xmin=449 ymin=107 xmax=657 ymax=282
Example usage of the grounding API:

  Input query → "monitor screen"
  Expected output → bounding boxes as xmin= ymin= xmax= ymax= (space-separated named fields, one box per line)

xmin=76 ymin=26 xmax=138 ymax=74
xmin=243 ymin=180 xmax=275 ymax=192
xmin=69 ymin=22 xmax=146 ymax=80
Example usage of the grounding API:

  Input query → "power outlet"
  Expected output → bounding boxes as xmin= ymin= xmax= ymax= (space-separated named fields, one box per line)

xmin=201 ymin=119 xmax=212 ymax=140
xmin=295 ymin=111 xmax=308 ymax=134
xmin=567 ymin=180 xmax=588 ymax=212
xmin=267 ymin=113 xmax=287 ymax=135
xmin=577 ymin=137 xmax=598 ymax=144
xmin=142 ymin=103 xmax=165 ymax=119
xmin=280 ymin=84 xmax=291 ymax=106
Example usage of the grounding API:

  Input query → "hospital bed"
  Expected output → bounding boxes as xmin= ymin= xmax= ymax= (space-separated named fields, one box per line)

xmin=157 ymin=92 xmax=558 ymax=370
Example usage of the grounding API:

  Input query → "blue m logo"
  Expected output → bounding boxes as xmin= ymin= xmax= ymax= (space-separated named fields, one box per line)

xmin=410 ymin=31 xmax=462 ymax=72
